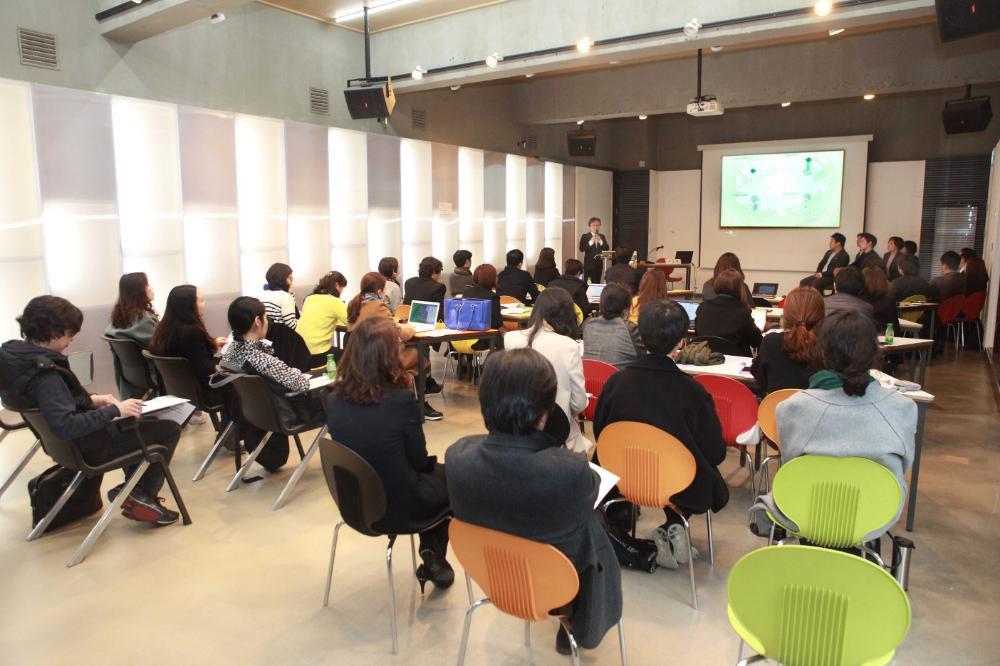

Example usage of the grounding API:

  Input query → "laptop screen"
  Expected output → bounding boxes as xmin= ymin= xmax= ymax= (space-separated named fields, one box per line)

xmin=752 ymin=282 xmax=779 ymax=296
xmin=675 ymin=299 xmax=699 ymax=323
xmin=675 ymin=250 xmax=694 ymax=264
xmin=586 ymin=283 xmax=606 ymax=302
xmin=408 ymin=300 xmax=439 ymax=325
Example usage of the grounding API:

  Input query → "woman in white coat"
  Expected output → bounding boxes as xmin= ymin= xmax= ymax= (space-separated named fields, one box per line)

xmin=504 ymin=288 xmax=591 ymax=454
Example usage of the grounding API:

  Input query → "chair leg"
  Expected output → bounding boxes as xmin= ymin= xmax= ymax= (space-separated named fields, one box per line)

xmin=158 ymin=459 xmax=192 ymax=526
xmin=322 ymin=521 xmax=344 ymax=606
xmin=465 ymin=571 xmax=474 ymax=605
xmin=768 ymin=522 xmax=777 ymax=546
xmin=457 ymin=598 xmax=492 ymax=666
xmin=26 ymin=470 xmax=84 ymax=541
xmin=293 ymin=434 xmax=306 ymax=459
xmin=0 ymin=437 xmax=42 ymax=499
xmin=226 ymin=432 xmax=273 ymax=492
xmin=706 ymin=510 xmax=715 ymax=566
xmin=193 ymin=421 xmax=234 ymax=482
xmin=679 ymin=514 xmax=698 ymax=610
xmin=559 ymin=617 xmax=581 ymax=666
xmin=742 ymin=449 xmax=757 ymax=496
xmin=410 ymin=534 xmax=418 ymax=576
xmin=386 ymin=535 xmax=399 ymax=655
xmin=738 ymin=638 xmax=746 ymax=662
xmin=524 ymin=620 xmax=531 ymax=647
xmin=618 ymin=618 xmax=628 ymax=666
xmin=67 ymin=461 xmax=150 ymax=567
xmin=272 ymin=425 xmax=328 ymax=511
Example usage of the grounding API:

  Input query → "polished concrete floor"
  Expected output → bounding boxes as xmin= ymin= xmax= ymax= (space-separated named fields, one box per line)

xmin=1 ymin=350 xmax=998 ymax=665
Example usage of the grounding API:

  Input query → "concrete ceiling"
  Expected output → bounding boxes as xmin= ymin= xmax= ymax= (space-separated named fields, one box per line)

xmin=258 ymin=0 xmax=511 ymax=31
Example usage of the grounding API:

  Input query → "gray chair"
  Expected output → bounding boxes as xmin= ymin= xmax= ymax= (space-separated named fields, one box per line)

xmin=0 ymin=409 xmax=41 ymax=499
xmin=102 ymin=336 xmax=158 ymax=399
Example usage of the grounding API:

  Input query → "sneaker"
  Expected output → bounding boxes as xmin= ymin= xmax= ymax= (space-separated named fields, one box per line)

xmin=425 ymin=377 xmax=444 ymax=395
xmin=667 ymin=523 xmax=699 ymax=564
xmin=653 ymin=527 xmax=679 ymax=570
xmin=121 ymin=491 xmax=180 ymax=526
xmin=423 ymin=402 xmax=444 ymax=421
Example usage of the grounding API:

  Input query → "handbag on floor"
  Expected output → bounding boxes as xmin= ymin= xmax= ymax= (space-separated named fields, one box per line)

xmin=27 ymin=464 xmax=103 ymax=532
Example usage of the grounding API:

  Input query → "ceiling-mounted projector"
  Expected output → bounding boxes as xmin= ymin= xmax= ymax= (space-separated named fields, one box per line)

xmin=687 ymin=95 xmax=724 ymax=117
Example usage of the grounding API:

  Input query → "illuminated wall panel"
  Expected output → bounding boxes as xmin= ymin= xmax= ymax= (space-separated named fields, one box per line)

xmin=562 ymin=167 xmax=577 ymax=268
xmin=400 ymin=138 xmax=433 ymax=279
xmin=329 ymin=128 xmax=368 ymax=300
xmin=432 ymin=143 xmax=459 ymax=264
xmin=286 ymin=120 xmax=331 ymax=291
xmin=525 ymin=158 xmax=545 ymax=269
xmin=544 ymin=161 xmax=564 ymax=269
xmin=505 ymin=154 xmax=526 ymax=256
xmin=366 ymin=134 xmax=401 ymax=278
xmin=458 ymin=147 xmax=484 ymax=267
xmin=483 ymin=151 xmax=506 ymax=267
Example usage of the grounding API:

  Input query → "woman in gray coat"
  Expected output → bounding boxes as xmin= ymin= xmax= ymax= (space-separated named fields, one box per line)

xmin=446 ymin=348 xmax=622 ymax=654
xmin=582 ymin=282 xmax=644 ymax=370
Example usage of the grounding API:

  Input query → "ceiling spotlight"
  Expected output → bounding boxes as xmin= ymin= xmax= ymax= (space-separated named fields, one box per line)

xmin=710 ymin=45 xmax=724 ymax=52
xmin=450 ymin=85 xmax=461 ymax=91
xmin=828 ymin=28 xmax=845 ymax=36
xmin=525 ymin=73 xmax=534 ymax=78
xmin=132 ymin=0 xmax=142 ymax=3
xmin=814 ymin=1 xmax=833 ymax=17
xmin=411 ymin=66 xmax=425 ymax=80
xmin=781 ymin=101 xmax=791 ymax=107
xmin=577 ymin=36 xmax=593 ymax=53
xmin=683 ymin=18 xmax=701 ymax=38
xmin=638 ymin=114 xmax=648 ymax=120
xmin=609 ymin=60 xmax=620 ymax=65
xmin=576 ymin=119 xmax=585 ymax=125
xmin=485 ymin=53 xmax=501 ymax=68
xmin=209 ymin=12 xmax=225 ymax=24
xmin=863 ymin=93 xmax=876 ymax=100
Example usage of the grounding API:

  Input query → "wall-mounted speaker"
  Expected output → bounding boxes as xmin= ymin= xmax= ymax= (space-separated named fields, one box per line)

xmin=942 ymin=95 xmax=992 ymax=134
xmin=935 ymin=0 xmax=1000 ymax=42
xmin=344 ymin=79 xmax=395 ymax=120
xmin=568 ymin=130 xmax=596 ymax=157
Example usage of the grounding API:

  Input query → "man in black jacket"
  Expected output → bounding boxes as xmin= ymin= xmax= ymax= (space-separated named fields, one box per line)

xmin=547 ymin=258 xmax=594 ymax=317
xmin=852 ymin=232 xmax=882 ymax=271
xmin=890 ymin=254 xmax=933 ymax=303
xmin=800 ymin=232 xmax=849 ymax=290
xmin=496 ymin=249 xmax=539 ymax=304
xmin=403 ymin=256 xmax=447 ymax=317
xmin=579 ymin=217 xmax=609 ymax=284
xmin=824 ymin=266 xmax=876 ymax=325
xmin=0 ymin=296 xmax=181 ymax=525
xmin=603 ymin=246 xmax=640 ymax=294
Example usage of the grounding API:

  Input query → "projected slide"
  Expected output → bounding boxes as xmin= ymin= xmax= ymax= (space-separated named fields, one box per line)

xmin=720 ymin=150 xmax=844 ymax=228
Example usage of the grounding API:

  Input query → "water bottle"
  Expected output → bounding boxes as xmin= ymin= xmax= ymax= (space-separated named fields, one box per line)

xmin=885 ymin=322 xmax=894 ymax=345
xmin=325 ymin=353 xmax=337 ymax=380
xmin=630 ymin=250 xmax=638 ymax=266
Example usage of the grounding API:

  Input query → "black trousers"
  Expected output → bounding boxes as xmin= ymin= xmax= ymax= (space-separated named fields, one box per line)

xmin=84 ymin=418 xmax=180 ymax=496
xmin=584 ymin=264 xmax=603 ymax=285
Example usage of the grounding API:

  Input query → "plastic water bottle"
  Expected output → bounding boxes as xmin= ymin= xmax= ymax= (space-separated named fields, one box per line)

xmin=326 ymin=353 xmax=337 ymax=380
xmin=630 ymin=250 xmax=638 ymax=266
xmin=884 ymin=323 xmax=894 ymax=345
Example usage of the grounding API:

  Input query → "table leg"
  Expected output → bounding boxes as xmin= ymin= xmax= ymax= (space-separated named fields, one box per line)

xmin=416 ymin=342 xmax=428 ymax=423
xmin=928 ymin=308 xmax=937 ymax=342
xmin=685 ymin=265 xmax=692 ymax=291
xmin=917 ymin=347 xmax=929 ymax=387
xmin=905 ymin=401 xmax=927 ymax=531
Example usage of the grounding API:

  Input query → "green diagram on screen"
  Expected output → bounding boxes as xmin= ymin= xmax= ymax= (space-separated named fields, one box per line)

xmin=720 ymin=150 xmax=845 ymax=228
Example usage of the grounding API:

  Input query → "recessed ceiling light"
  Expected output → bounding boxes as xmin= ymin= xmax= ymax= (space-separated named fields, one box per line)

xmin=577 ymin=36 xmax=593 ymax=53
xmin=485 ymin=53 xmax=500 ymax=68
xmin=334 ymin=0 xmax=421 ymax=23
xmin=781 ymin=101 xmax=791 ymax=107
xmin=450 ymin=85 xmax=461 ymax=91
xmin=683 ymin=18 xmax=701 ymax=38
xmin=828 ymin=28 xmax=845 ymax=36
xmin=411 ymin=66 xmax=424 ymax=80
xmin=525 ymin=73 xmax=534 ymax=78
xmin=863 ymin=93 xmax=876 ymax=100
xmin=814 ymin=1 xmax=833 ymax=17
xmin=609 ymin=60 xmax=620 ymax=65
xmin=710 ymin=45 xmax=724 ymax=52
xmin=638 ymin=114 xmax=648 ymax=120
xmin=576 ymin=119 xmax=585 ymax=125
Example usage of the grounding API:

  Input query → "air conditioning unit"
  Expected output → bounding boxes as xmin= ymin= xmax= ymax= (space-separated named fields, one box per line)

xmin=687 ymin=95 xmax=724 ymax=117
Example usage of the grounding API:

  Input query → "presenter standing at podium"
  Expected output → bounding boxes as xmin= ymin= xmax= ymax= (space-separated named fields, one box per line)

xmin=579 ymin=217 xmax=609 ymax=284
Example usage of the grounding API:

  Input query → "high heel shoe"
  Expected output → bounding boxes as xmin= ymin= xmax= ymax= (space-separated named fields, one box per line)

xmin=416 ymin=548 xmax=455 ymax=593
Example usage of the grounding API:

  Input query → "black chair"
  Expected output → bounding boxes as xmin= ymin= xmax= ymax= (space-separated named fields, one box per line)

xmin=266 ymin=321 xmax=313 ymax=372
xmin=102 ymin=336 xmax=159 ymax=399
xmin=7 ymin=404 xmax=191 ymax=567
xmin=691 ymin=335 xmax=750 ymax=357
xmin=0 ymin=408 xmax=42 ymax=499
xmin=142 ymin=351 xmax=234 ymax=482
xmin=319 ymin=437 xmax=450 ymax=655
xmin=223 ymin=373 xmax=327 ymax=512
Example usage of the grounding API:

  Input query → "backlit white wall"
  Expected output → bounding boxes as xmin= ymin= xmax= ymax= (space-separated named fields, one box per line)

xmin=574 ymin=167 xmax=613 ymax=249
xmin=865 ymin=161 xmax=925 ymax=252
xmin=400 ymin=138 xmax=433 ymax=277
xmin=458 ymin=148 xmax=485 ymax=266
xmin=329 ymin=128 xmax=368 ymax=300
xmin=545 ymin=162 xmax=564 ymax=269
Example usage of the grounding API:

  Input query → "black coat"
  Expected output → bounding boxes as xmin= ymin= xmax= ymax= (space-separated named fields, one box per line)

xmin=604 ymin=263 xmax=639 ymax=294
xmin=497 ymin=266 xmax=539 ymax=304
xmin=750 ymin=332 xmax=813 ymax=395
xmin=693 ymin=295 xmax=762 ymax=356
xmin=403 ymin=276 xmax=446 ymax=314
xmin=533 ymin=265 xmax=560 ymax=287
xmin=882 ymin=252 xmax=901 ymax=281
xmin=460 ymin=284 xmax=502 ymax=330
xmin=547 ymin=275 xmax=594 ymax=317
xmin=815 ymin=248 xmax=850 ymax=277
xmin=593 ymin=355 xmax=729 ymax=514
xmin=890 ymin=274 xmax=933 ymax=303
xmin=853 ymin=250 xmax=882 ymax=271
xmin=446 ymin=430 xmax=622 ymax=649
xmin=579 ymin=232 xmax=609 ymax=272
xmin=155 ymin=326 xmax=220 ymax=403
xmin=325 ymin=385 xmax=448 ymax=534
xmin=868 ymin=293 xmax=901 ymax=333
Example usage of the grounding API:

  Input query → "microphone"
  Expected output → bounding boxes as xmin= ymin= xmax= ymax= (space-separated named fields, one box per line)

xmin=652 ymin=245 xmax=664 ymax=252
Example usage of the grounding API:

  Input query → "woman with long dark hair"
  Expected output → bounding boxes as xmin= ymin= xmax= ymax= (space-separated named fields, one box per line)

xmin=751 ymin=286 xmax=824 ymax=394
xmin=694 ymin=269 xmax=762 ymax=356
xmin=260 ymin=262 xmax=299 ymax=329
xmin=106 ymin=272 xmax=159 ymax=398
xmin=964 ymin=256 xmax=989 ymax=295
xmin=630 ymin=269 xmax=668 ymax=324
xmin=149 ymin=285 xmax=226 ymax=401
xmin=532 ymin=247 xmax=559 ymax=287
xmin=325 ymin=317 xmax=454 ymax=591
xmin=378 ymin=256 xmax=403 ymax=314
xmin=862 ymin=266 xmax=900 ymax=332
xmin=702 ymin=252 xmax=753 ymax=306
xmin=297 ymin=271 xmax=349 ymax=367
xmin=504 ymin=288 xmax=589 ymax=452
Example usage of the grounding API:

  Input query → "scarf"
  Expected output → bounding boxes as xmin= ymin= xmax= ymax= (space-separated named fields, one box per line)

xmin=808 ymin=369 xmax=875 ymax=390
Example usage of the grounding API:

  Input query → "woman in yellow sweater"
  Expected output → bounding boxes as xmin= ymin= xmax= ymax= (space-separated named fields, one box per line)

xmin=297 ymin=271 xmax=349 ymax=367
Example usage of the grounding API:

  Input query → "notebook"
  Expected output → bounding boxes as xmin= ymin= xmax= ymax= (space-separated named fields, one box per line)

xmin=586 ymin=283 xmax=607 ymax=304
xmin=407 ymin=300 xmax=440 ymax=332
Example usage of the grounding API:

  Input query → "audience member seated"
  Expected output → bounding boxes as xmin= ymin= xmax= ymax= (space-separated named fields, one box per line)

xmin=497 ymin=249 xmax=539 ymax=304
xmin=461 ymin=264 xmax=503 ymax=348
xmin=1 ymin=296 xmax=181 ymax=525
xmin=852 ymin=232 xmax=882 ymax=271
xmin=883 ymin=236 xmax=903 ymax=280
xmin=889 ymin=254 xmax=932 ymax=303
xmin=105 ymin=271 xmax=159 ymax=399
xmin=547 ymin=259 xmax=593 ymax=317
xmin=505 ymin=288 xmax=589 ymax=453
xmin=772 ymin=310 xmax=915 ymax=538
xmin=378 ymin=256 xmax=403 ymax=314
xmin=630 ymin=269 xmax=668 ymax=324
xmin=447 ymin=249 xmax=473 ymax=297
xmin=297 ymin=271 xmax=349 ymax=367
xmin=800 ymin=232 xmax=849 ymax=291
xmin=582 ymin=283 xmax=644 ymax=370
xmin=532 ymin=247 xmax=560 ymax=287
xmin=404 ymin=256 xmax=447 ymax=314
xmin=751 ymin=286 xmax=824 ymax=394
xmin=702 ymin=252 xmax=753 ymax=305
xmin=959 ymin=247 xmax=976 ymax=272
xmin=931 ymin=251 xmax=966 ymax=302
xmin=900 ymin=240 xmax=920 ymax=274
xmin=348 ymin=272 xmax=442 ymax=421
xmin=824 ymin=267 xmax=875 ymax=325
xmin=446 ymin=348 xmax=622 ymax=655
xmin=862 ymin=267 xmax=901 ymax=333
xmin=260 ymin=262 xmax=299 ymax=330
xmin=325 ymin=317 xmax=453 ymax=591
xmin=603 ymin=246 xmax=640 ymax=294
xmin=964 ymin=256 xmax=989 ymax=295
xmin=694 ymin=269 xmax=762 ymax=356
xmin=594 ymin=300 xmax=729 ymax=567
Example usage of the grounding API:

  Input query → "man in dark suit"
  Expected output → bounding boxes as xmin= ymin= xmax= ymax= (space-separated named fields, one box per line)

xmin=403 ymin=256 xmax=446 ymax=318
xmin=930 ymin=250 xmax=966 ymax=302
xmin=603 ymin=246 xmax=640 ymax=294
xmin=547 ymin=258 xmax=594 ymax=317
xmin=883 ymin=236 xmax=903 ymax=281
xmin=579 ymin=217 xmax=609 ymax=285
xmin=890 ymin=254 xmax=933 ymax=302
xmin=800 ymin=232 xmax=849 ymax=290
xmin=852 ymin=232 xmax=882 ymax=271
xmin=824 ymin=266 xmax=875 ymax=325
xmin=496 ymin=249 xmax=539 ymax=304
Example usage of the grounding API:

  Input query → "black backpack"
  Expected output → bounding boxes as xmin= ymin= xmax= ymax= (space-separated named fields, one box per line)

xmin=27 ymin=465 xmax=103 ymax=532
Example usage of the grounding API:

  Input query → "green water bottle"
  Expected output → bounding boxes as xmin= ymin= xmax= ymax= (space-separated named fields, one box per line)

xmin=884 ymin=323 xmax=894 ymax=346
xmin=326 ymin=353 xmax=337 ymax=380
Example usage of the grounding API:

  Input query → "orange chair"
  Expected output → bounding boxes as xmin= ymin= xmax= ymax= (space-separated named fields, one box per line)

xmin=693 ymin=374 xmax=758 ymax=495
xmin=581 ymin=359 xmax=617 ymax=423
xmin=755 ymin=388 xmax=800 ymax=493
xmin=596 ymin=421 xmax=712 ymax=609
xmin=958 ymin=290 xmax=987 ymax=349
xmin=450 ymin=519 xmax=627 ymax=666
xmin=394 ymin=304 xmax=411 ymax=323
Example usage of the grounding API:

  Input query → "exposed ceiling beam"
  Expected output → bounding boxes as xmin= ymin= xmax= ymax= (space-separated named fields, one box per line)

xmin=98 ymin=0 xmax=254 ymax=42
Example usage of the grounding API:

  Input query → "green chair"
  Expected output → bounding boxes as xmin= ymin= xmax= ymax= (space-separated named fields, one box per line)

xmin=728 ymin=545 xmax=911 ymax=666
xmin=767 ymin=456 xmax=902 ymax=561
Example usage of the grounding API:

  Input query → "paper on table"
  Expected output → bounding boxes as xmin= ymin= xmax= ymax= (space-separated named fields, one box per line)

xmin=415 ymin=328 xmax=469 ymax=337
xmin=309 ymin=375 xmax=333 ymax=390
xmin=589 ymin=462 xmax=621 ymax=510
xmin=141 ymin=395 xmax=190 ymax=414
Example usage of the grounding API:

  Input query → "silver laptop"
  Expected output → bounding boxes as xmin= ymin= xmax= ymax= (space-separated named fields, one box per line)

xmin=675 ymin=299 xmax=699 ymax=323
xmin=408 ymin=300 xmax=440 ymax=332
xmin=586 ymin=283 xmax=606 ymax=304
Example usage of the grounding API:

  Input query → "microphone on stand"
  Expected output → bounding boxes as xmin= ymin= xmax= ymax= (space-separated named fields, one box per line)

xmin=645 ymin=245 xmax=665 ymax=260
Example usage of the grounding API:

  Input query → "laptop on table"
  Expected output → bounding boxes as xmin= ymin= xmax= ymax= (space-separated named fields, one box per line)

xmin=675 ymin=299 xmax=699 ymax=324
xmin=407 ymin=300 xmax=440 ymax=332
xmin=752 ymin=282 xmax=779 ymax=297
xmin=586 ymin=283 xmax=606 ymax=305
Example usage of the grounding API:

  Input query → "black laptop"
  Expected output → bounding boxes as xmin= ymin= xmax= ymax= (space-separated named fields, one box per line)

xmin=675 ymin=250 xmax=694 ymax=264
xmin=752 ymin=282 xmax=779 ymax=297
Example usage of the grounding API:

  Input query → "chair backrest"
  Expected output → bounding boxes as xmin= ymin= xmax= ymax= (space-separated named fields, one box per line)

xmin=596 ymin=421 xmax=696 ymax=507
xmin=499 ymin=295 xmax=521 ymax=306
xmin=0 ymin=407 xmax=28 ymax=433
xmin=727 ymin=545 xmax=911 ymax=666
xmin=18 ymin=408 xmax=81 ymax=470
xmin=449 ymin=519 xmax=580 ymax=622
xmin=582 ymin=359 xmax=617 ymax=421
xmin=143 ymin=351 xmax=216 ymax=409
xmin=694 ymin=374 xmax=759 ymax=447
xmin=318 ymin=437 xmax=387 ymax=537
xmin=897 ymin=294 xmax=926 ymax=323
xmin=228 ymin=374 xmax=286 ymax=434
xmin=961 ymin=290 xmax=987 ymax=320
xmin=937 ymin=294 xmax=965 ymax=325
xmin=573 ymin=303 xmax=584 ymax=325
xmin=772 ymin=456 xmax=903 ymax=548
xmin=757 ymin=388 xmax=800 ymax=446
xmin=394 ymin=304 xmax=411 ymax=322
xmin=103 ymin=336 xmax=155 ymax=393
xmin=690 ymin=335 xmax=748 ymax=357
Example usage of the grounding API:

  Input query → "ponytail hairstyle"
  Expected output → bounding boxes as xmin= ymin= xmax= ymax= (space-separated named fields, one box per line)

xmin=817 ymin=310 xmax=880 ymax=397
xmin=347 ymin=272 xmax=387 ymax=324
xmin=227 ymin=296 xmax=265 ymax=342
xmin=781 ymin=287 xmax=824 ymax=366
xmin=110 ymin=272 xmax=156 ymax=329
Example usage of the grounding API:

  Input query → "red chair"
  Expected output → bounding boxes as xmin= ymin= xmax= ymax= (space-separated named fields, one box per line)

xmin=936 ymin=294 xmax=966 ymax=349
xmin=655 ymin=258 xmax=684 ymax=284
xmin=582 ymin=359 xmax=618 ymax=422
xmin=958 ymin=290 xmax=987 ymax=349
xmin=694 ymin=374 xmax=758 ymax=494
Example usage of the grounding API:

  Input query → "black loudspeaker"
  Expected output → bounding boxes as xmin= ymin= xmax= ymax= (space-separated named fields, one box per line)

xmin=567 ymin=131 xmax=596 ymax=157
xmin=343 ymin=80 xmax=395 ymax=119
xmin=935 ymin=0 xmax=1000 ymax=42
xmin=942 ymin=95 xmax=992 ymax=134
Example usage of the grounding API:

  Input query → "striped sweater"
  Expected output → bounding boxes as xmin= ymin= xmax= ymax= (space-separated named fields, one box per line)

xmin=260 ymin=288 xmax=299 ymax=330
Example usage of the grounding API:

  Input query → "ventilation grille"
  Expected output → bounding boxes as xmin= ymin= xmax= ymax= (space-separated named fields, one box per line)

xmin=309 ymin=87 xmax=329 ymax=115
xmin=525 ymin=133 xmax=538 ymax=150
xmin=18 ymin=28 xmax=58 ymax=70
xmin=411 ymin=107 xmax=427 ymax=131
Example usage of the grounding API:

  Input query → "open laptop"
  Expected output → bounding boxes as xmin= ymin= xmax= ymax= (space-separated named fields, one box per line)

xmin=675 ymin=250 xmax=694 ymax=264
xmin=407 ymin=300 xmax=440 ymax=332
xmin=752 ymin=282 xmax=779 ymax=297
xmin=586 ymin=283 xmax=606 ymax=304
xmin=675 ymin=299 xmax=699 ymax=324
